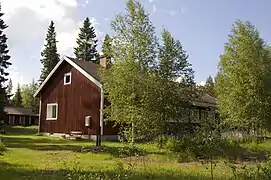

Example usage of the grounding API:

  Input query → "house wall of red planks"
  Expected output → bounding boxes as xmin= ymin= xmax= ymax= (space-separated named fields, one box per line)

xmin=40 ymin=61 xmax=102 ymax=135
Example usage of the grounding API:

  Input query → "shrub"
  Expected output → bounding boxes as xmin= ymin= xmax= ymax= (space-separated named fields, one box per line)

xmin=226 ymin=160 xmax=271 ymax=180
xmin=0 ymin=142 xmax=7 ymax=155
xmin=65 ymin=160 xmax=133 ymax=180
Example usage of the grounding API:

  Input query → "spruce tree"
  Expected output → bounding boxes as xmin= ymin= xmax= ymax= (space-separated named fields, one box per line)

xmin=0 ymin=4 xmax=11 ymax=122
xmin=74 ymin=17 xmax=98 ymax=63
xmin=11 ymin=84 xmax=22 ymax=107
xmin=101 ymin=34 xmax=113 ymax=59
xmin=204 ymin=75 xmax=215 ymax=97
xmin=156 ymin=29 xmax=197 ymax=138
xmin=40 ymin=21 xmax=59 ymax=83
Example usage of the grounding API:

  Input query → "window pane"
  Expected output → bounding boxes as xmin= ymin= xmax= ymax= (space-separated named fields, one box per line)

xmin=65 ymin=75 xmax=70 ymax=83
xmin=191 ymin=109 xmax=199 ymax=123
xmin=201 ymin=110 xmax=207 ymax=121
xmin=52 ymin=106 xmax=57 ymax=118
xmin=47 ymin=106 xmax=51 ymax=118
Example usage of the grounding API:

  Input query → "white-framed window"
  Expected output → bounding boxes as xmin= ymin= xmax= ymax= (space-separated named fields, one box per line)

xmin=46 ymin=103 xmax=58 ymax=120
xmin=190 ymin=109 xmax=200 ymax=123
xmin=64 ymin=72 xmax=71 ymax=85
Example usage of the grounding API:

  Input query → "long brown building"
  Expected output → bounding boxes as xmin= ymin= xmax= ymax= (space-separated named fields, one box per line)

xmin=4 ymin=106 xmax=39 ymax=126
xmin=34 ymin=56 xmax=217 ymax=141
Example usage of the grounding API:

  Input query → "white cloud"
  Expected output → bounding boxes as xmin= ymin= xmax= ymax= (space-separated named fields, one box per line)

xmin=80 ymin=0 xmax=91 ymax=8
xmin=57 ymin=31 xmax=78 ymax=58
xmin=1 ymin=0 xmax=103 ymax=85
xmin=2 ymin=0 xmax=79 ymax=52
xmin=56 ymin=17 xmax=103 ymax=58
xmin=149 ymin=0 xmax=158 ymax=3
xmin=2 ymin=0 xmax=77 ymax=21
xmin=167 ymin=6 xmax=188 ymax=16
xmin=104 ymin=18 xmax=110 ymax=22
xmin=199 ymin=81 xmax=206 ymax=86
xmin=8 ymin=66 xmax=25 ymax=94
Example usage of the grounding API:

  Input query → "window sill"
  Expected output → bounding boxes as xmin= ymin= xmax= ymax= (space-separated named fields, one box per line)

xmin=46 ymin=118 xmax=57 ymax=121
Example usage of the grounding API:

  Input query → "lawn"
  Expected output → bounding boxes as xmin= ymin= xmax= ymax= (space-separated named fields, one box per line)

xmin=0 ymin=126 xmax=270 ymax=180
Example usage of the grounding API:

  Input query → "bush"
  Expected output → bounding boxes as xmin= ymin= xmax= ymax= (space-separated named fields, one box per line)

xmin=0 ymin=142 xmax=7 ymax=155
xmin=227 ymin=160 xmax=271 ymax=180
xmin=65 ymin=160 xmax=133 ymax=180
xmin=0 ymin=123 xmax=7 ymax=134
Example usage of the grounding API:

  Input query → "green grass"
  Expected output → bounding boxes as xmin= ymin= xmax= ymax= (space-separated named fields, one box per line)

xmin=0 ymin=126 xmax=270 ymax=180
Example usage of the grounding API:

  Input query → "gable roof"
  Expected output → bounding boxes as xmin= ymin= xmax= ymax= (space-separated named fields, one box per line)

xmin=34 ymin=56 xmax=102 ymax=97
xmin=5 ymin=106 xmax=38 ymax=116
xmin=193 ymin=94 xmax=217 ymax=108
xmin=69 ymin=57 xmax=101 ymax=82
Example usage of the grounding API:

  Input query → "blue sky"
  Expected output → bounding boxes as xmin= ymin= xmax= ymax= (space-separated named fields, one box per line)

xmin=2 ymin=0 xmax=271 ymax=90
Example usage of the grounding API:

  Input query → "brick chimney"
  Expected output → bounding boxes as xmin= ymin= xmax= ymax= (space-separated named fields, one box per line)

xmin=100 ymin=56 xmax=110 ymax=68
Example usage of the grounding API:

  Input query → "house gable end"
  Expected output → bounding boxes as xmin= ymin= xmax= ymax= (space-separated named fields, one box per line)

xmin=34 ymin=56 xmax=102 ymax=97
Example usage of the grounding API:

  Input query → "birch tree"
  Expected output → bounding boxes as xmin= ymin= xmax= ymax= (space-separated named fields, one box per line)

xmin=215 ymin=20 xmax=271 ymax=135
xmin=101 ymin=0 xmax=158 ymax=147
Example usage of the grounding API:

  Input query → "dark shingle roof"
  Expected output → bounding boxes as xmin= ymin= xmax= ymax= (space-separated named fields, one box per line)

xmin=4 ymin=106 xmax=38 ymax=116
xmin=193 ymin=94 xmax=217 ymax=108
xmin=66 ymin=57 xmax=101 ymax=82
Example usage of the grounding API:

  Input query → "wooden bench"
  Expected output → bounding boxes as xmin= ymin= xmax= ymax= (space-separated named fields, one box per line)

xmin=67 ymin=131 xmax=83 ymax=139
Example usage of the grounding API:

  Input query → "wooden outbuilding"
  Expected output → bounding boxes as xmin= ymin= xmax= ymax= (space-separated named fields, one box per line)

xmin=4 ymin=106 xmax=39 ymax=126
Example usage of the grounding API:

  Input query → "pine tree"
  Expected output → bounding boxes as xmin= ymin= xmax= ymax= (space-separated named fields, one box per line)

xmin=204 ymin=75 xmax=215 ymax=97
xmin=74 ymin=17 xmax=98 ymax=63
xmin=158 ymin=29 xmax=194 ymax=82
xmin=215 ymin=20 xmax=271 ymax=133
xmin=101 ymin=34 xmax=113 ymax=59
xmin=0 ymin=4 xmax=12 ymax=122
xmin=40 ymin=21 xmax=59 ymax=83
xmin=156 ymin=29 xmax=197 ymax=138
xmin=12 ymin=84 xmax=22 ymax=107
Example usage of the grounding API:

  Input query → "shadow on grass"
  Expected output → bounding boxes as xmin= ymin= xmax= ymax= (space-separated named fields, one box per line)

xmin=2 ymin=126 xmax=270 ymax=162
xmin=4 ymin=125 xmax=38 ymax=135
xmin=0 ymin=162 xmax=214 ymax=180
xmin=2 ymin=134 xmax=164 ymax=158
xmin=222 ymin=144 xmax=269 ymax=162
xmin=166 ymin=139 xmax=270 ymax=163
xmin=2 ymin=135 xmax=150 ymax=157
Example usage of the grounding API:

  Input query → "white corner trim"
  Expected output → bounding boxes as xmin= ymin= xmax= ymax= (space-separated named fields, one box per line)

xmin=34 ymin=58 xmax=64 ymax=97
xmin=100 ymin=87 xmax=104 ymax=135
xmin=34 ymin=56 xmax=102 ymax=97
xmin=64 ymin=56 xmax=102 ymax=88
xmin=38 ymin=98 xmax=42 ymax=133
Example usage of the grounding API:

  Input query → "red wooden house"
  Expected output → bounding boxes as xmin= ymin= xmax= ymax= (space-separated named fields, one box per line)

xmin=34 ymin=56 xmax=118 ymax=141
